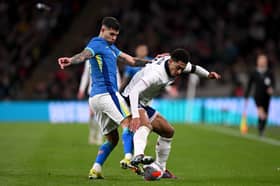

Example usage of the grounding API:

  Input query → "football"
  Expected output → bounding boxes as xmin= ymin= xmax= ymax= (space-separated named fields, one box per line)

xmin=143 ymin=162 xmax=164 ymax=181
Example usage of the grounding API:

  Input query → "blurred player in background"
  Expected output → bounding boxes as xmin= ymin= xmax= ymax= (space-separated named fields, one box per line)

xmin=122 ymin=49 xmax=221 ymax=178
xmin=244 ymin=53 xmax=275 ymax=137
xmin=120 ymin=44 xmax=151 ymax=91
xmin=77 ymin=60 xmax=103 ymax=145
xmin=119 ymin=43 xmax=151 ymax=169
xmin=58 ymin=17 xmax=149 ymax=179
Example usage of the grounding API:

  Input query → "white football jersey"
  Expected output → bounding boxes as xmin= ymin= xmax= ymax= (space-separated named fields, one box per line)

xmin=123 ymin=56 xmax=192 ymax=105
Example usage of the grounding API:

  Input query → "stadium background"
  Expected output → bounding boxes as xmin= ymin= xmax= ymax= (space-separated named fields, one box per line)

xmin=0 ymin=0 xmax=280 ymax=125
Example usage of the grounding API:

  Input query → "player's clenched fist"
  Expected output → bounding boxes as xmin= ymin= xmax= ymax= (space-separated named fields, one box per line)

xmin=208 ymin=72 xmax=221 ymax=80
xmin=58 ymin=57 xmax=72 ymax=69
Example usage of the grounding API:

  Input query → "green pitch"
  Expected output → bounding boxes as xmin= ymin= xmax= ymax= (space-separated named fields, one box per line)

xmin=0 ymin=123 xmax=279 ymax=186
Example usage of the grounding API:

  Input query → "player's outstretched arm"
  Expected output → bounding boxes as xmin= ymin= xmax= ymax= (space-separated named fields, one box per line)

xmin=58 ymin=49 xmax=93 ymax=69
xmin=118 ymin=52 xmax=150 ymax=66
xmin=184 ymin=63 xmax=221 ymax=80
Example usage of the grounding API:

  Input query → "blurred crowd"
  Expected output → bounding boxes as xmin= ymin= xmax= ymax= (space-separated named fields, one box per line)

xmin=0 ymin=0 xmax=86 ymax=100
xmin=1 ymin=0 xmax=279 ymax=100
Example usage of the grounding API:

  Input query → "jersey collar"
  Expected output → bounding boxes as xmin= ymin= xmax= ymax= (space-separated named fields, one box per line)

xmin=164 ymin=60 xmax=172 ymax=77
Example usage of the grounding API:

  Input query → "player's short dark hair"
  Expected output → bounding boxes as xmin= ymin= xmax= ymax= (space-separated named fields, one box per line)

xmin=170 ymin=48 xmax=190 ymax=64
xmin=102 ymin=17 xmax=120 ymax=31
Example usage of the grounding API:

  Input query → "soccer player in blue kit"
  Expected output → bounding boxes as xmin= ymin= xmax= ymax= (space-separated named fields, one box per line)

xmin=58 ymin=17 xmax=149 ymax=179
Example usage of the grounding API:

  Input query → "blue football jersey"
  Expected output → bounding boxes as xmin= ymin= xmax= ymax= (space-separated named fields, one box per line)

xmin=85 ymin=37 xmax=122 ymax=97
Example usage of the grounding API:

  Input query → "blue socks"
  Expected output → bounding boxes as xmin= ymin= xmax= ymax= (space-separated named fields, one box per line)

xmin=95 ymin=141 xmax=114 ymax=165
xmin=122 ymin=127 xmax=134 ymax=156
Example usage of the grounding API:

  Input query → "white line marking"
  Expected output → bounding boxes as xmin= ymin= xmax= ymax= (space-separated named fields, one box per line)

xmin=195 ymin=125 xmax=280 ymax=146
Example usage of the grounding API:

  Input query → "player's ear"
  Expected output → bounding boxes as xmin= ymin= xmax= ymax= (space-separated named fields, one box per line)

xmin=101 ymin=25 xmax=106 ymax=32
xmin=168 ymin=59 xmax=173 ymax=64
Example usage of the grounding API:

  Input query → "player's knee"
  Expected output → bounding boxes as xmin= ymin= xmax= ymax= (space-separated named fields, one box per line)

xmin=161 ymin=126 xmax=174 ymax=138
xmin=167 ymin=126 xmax=175 ymax=138
xmin=108 ymin=138 xmax=118 ymax=148
xmin=106 ymin=131 xmax=119 ymax=147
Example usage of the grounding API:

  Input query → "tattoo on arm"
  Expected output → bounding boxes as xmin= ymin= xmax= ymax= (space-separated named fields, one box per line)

xmin=134 ymin=57 xmax=152 ymax=66
xmin=70 ymin=49 xmax=93 ymax=64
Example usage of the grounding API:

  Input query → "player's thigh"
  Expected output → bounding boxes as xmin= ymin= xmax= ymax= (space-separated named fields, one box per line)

xmin=255 ymin=97 xmax=270 ymax=118
xmin=138 ymin=108 xmax=152 ymax=129
xmin=89 ymin=93 xmax=129 ymax=135
xmin=151 ymin=114 xmax=174 ymax=138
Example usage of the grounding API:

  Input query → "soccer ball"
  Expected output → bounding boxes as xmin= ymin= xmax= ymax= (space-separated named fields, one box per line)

xmin=143 ymin=162 xmax=164 ymax=181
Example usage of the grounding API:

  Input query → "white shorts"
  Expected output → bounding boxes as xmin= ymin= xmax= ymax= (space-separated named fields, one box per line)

xmin=89 ymin=92 xmax=131 ymax=135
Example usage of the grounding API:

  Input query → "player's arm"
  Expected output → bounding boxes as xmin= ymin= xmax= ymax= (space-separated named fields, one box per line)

xmin=118 ymin=52 xmax=151 ymax=66
xmin=58 ymin=49 xmax=93 ymax=69
xmin=128 ymin=79 xmax=150 ymax=131
xmin=267 ymin=71 xmax=275 ymax=95
xmin=244 ymin=72 xmax=254 ymax=99
xmin=184 ymin=63 xmax=221 ymax=79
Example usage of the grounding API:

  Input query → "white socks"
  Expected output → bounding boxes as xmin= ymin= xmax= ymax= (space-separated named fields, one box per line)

xmin=156 ymin=136 xmax=172 ymax=171
xmin=93 ymin=163 xmax=102 ymax=172
xmin=133 ymin=126 xmax=172 ymax=171
xmin=125 ymin=153 xmax=132 ymax=160
xmin=133 ymin=126 xmax=151 ymax=156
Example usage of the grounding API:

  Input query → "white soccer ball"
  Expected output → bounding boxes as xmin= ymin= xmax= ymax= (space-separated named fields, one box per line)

xmin=143 ymin=162 xmax=164 ymax=181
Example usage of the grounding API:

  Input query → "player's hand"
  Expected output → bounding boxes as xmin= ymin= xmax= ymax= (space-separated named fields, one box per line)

xmin=208 ymin=72 xmax=221 ymax=80
xmin=130 ymin=117 xmax=141 ymax=132
xmin=58 ymin=57 xmax=72 ymax=69
xmin=267 ymin=87 xmax=273 ymax=95
xmin=77 ymin=91 xmax=84 ymax=100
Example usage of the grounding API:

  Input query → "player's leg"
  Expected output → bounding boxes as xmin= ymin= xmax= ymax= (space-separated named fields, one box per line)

xmin=90 ymin=128 xmax=119 ymax=179
xmin=130 ymin=105 xmax=155 ymax=167
xmin=151 ymin=114 xmax=176 ymax=178
xmin=88 ymin=93 xmax=129 ymax=179
xmin=88 ymin=109 xmax=103 ymax=145
xmin=120 ymin=120 xmax=134 ymax=169
xmin=131 ymin=108 xmax=154 ymax=163
xmin=255 ymin=97 xmax=270 ymax=136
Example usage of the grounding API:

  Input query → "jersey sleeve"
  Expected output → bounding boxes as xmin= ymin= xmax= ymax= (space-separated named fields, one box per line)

xmin=112 ymin=45 xmax=122 ymax=57
xmin=183 ymin=62 xmax=192 ymax=72
xmin=129 ymin=79 xmax=149 ymax=118
xmin=85 ymin=39 xmax=98 ymax=57
xmin=184 ymin=62 xmax=209 ymax=77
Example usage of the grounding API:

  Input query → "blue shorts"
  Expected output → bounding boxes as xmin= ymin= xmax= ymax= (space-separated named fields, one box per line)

xmin=122 ymin=95 xmax=158 ymax=122
xmin=139 ymin=104 xmax=158 ymax=122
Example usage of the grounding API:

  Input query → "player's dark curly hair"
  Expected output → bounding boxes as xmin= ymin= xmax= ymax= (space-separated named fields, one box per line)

xmin=102 ymin=17 xmax=120 ymax=31
xmin=170 ymin=48 xmax=190 ymax=64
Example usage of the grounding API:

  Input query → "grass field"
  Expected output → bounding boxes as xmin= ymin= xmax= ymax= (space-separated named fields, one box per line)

xmin=0 ymin=123 xmax=279 ymax=186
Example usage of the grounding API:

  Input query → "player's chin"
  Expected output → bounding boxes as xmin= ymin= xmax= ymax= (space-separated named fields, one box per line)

xmin=109 ymin=40 xmax=115 ymax=44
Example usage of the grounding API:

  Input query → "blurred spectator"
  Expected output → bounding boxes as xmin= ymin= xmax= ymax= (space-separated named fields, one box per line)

xmin=0 ymin=0 xmax=87 ymax=100
xmin=1 ymin=0 xmax=279 ymax=100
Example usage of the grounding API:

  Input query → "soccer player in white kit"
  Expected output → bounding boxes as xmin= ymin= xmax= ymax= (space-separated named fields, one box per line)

xmin=122 ymin=48 xmax=221 ymax=178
